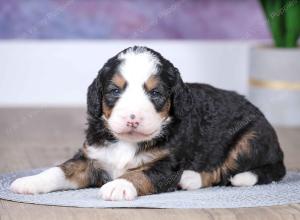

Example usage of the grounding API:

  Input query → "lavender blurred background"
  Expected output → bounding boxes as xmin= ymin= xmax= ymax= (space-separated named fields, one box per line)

xmin=0 ymin=0 xmax=269 ymax=40
xmin=0 ymin=0 xmax=272 ymax=106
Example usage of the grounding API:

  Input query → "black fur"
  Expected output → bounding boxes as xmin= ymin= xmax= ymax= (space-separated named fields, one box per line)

xmin=85 ymin=46 xmax=286 ymax=193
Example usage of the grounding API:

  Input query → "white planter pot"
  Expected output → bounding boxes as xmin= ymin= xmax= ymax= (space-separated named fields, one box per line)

xmin=249 ymin=46 xmax=300 ymax=126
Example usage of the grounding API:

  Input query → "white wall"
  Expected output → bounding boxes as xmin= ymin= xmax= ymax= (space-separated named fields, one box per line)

xmin=0 ymin=40 xmax=251 ymax=106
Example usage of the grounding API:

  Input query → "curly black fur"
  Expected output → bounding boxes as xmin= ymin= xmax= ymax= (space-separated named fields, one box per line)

xmin=84 ymin=46 xmax=286 ymax=193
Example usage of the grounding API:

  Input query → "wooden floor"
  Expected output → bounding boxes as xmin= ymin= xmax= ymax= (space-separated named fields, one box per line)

xmin=0 ymin=108 xmax=300 ymax=220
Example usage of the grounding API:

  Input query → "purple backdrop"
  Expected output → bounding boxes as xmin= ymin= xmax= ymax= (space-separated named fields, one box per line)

xmin=0 ymin=0 xmax=270 ymax=39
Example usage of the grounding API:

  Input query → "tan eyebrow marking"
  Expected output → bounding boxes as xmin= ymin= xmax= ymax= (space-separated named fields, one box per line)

xmin=112 ymin=73 xmax=127 ymax=89
xmin=144 ymin=75 xmax=159 ymax=91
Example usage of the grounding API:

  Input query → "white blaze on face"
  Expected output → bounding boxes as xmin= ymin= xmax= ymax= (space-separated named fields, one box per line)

xmin=107 ymin=49 xmax=164 ymax=142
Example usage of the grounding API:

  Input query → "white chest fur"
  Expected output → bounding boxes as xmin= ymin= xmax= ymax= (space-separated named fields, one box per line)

xmin=86 ymin=141 xmax=158 ymax=179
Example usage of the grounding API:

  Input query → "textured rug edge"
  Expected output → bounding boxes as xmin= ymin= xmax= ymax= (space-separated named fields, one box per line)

xmin=1 ymin=168 xmax=300 ymax=209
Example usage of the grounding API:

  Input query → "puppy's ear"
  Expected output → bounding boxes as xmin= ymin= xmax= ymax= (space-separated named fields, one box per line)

xmin=87 ymin=75 xmax=102 ymax=119
xmin=168 ymin=66 xmax=194 ymax=119
xmin=87 ymin=56 xmax=120 ymax=119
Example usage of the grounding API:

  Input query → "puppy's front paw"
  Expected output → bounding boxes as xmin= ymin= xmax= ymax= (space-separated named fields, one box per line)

xmin=179 ymin=170 xmax=202 ymax=190
xmin=99 ymin=179 xmax=137 ymax=201
xmin=10 ymin=176 xmax=46 ymax=194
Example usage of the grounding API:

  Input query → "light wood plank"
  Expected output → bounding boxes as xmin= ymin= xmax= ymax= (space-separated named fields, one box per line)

xmin=0 ymin=108 xmax=299 ymax=220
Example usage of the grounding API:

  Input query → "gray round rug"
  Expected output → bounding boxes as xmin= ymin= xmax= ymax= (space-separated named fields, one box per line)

xmin=0 ymin=168 xmax=300 ymax=209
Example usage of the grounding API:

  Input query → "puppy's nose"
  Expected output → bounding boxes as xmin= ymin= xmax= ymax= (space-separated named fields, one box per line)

xmin=130 ymin=114 xmax=136 ymax=119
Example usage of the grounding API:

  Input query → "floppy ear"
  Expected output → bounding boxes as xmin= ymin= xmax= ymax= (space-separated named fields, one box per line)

xmin=87 ymin=76 xmax=102 ymax=119
xmin=87 ymin=56 xmax=120 ymax=120
xmin=169 ymin=66 xmax=194 ymax=119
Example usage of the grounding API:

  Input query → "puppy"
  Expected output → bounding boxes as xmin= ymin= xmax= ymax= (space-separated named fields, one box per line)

xmin=10 ymin=46 xmax=286 ymax=201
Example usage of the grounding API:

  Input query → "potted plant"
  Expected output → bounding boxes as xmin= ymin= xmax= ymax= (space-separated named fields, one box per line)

xmin=249 ymin=0 xmax=300 ymax=126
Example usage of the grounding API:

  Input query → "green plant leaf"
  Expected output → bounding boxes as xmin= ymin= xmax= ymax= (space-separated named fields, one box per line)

xmin=259 ymin=0 xmax=285 ymax=47
xmin=284 ymin=0 xmax=300 ymax=47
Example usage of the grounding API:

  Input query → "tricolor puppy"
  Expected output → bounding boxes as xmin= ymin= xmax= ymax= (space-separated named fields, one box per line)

xmin=10 ymin=46 xmax=286 ymax=200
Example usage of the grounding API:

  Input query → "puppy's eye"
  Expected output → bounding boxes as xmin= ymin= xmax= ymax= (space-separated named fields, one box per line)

xmin=150 ymin=90 xmax=161 ymax=98
xmin=111 ymin=88 xmax=121 ymax=96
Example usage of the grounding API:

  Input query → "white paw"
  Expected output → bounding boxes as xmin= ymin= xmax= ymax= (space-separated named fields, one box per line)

xmin=99 ymin=179 xmax=137 ymax=201
xmin=10 ymin=167 xmax=76 ymax=194
xmin=230 ymin=171 xmax=258 ymax=187
xmin=10 ymin=175 xmax=47 ymax=194
xmin=179 ymin=170 xmax=202 ymax=190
